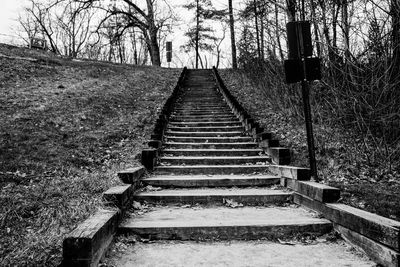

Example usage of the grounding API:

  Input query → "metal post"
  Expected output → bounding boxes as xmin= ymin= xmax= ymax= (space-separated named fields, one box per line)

xmin=300 ymin=79 xmax=318 ymax=181
xmin=298 ymin=24 xmax=318 ymax=181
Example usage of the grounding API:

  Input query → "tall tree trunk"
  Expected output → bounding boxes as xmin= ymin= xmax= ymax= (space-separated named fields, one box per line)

xmin=310 ymin=0 xmax=321 ymax=58
xmin=317 ymin=0 xmax=334 ymax=61
xmin=275 ymin=3 xmax=284 ymax=60
xmin=286 ymin=0 xmax=296 ymax=21
xmin=228 ymin=0 xmax=237 ymax=69
xmin=253 ymin=0 xmax=261 ymax=58
xmin=149 ymin=26 xmax=161 ymax=66
xmin=196 ymin=0 xmax=200 ymax=69
xmin=146 ymin=0 xmax=161 ymax=66
xmin=260 ymin=8 xmax=265 ymax=60
xmin=390 ymin=0 xmax=400 ymax=82
xmin=341 ymin=0 xmax=350 ymax=63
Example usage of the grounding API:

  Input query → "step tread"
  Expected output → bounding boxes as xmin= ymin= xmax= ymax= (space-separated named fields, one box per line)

xmin=104 ymin=240 xmax=375 ymax=267
xmin=163 ymin=149 xmax=263 ymax=152
xmin=136 ymin=188 xmax=290 ymax=197
xmin=159 ymin=156 xmax=270 ymax=160
xmin=143 ymin=174 xmax=279 ymax=181
xmin=120 ymin=206 xmax=330 ymax=228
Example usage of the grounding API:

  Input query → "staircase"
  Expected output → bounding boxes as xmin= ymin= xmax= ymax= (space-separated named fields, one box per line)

xmin=118 ymin=70 xmax=332 ymax=241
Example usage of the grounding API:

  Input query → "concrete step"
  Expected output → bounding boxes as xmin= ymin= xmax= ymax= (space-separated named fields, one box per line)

xmin=134 ymin=188 xmax=291 ymax=205
xmin=167 ymin=126 xmax=244 ymax=132
xmin=172 ymin=111 xmax=232 ymax=116
xmin=163 ymin=142 xmax=258 ymax=149
xmin=169 ymin=122 xmax=242 ymax=127
xmin=171 ymin=114 xmax=235 ymax=119
xmin=174 ymin=104 xmax=228 ymax=108
xmin=176 ymin=99 xmax=223 ymax=103
xmin=170 ymin=117 xmax=238 ymax=122
xmin=164 ymin=136 xmax=253 ymax=143
xmin=154 ymin=165 xmax=273 ymax=175
xmin=159 ymin=156 xmax=271 ymax=165
xmin=162 ymin=149 xmax=263 ymax=157
xmin=142 ymin=174 xmax=280 ymax=187
xmin=165 ymin=131 xmax=244 ymax=137
xmin=104 ymin=240 xmax=375 ymax=266
xmin=119 ymin=206 xmax=332 ymax=240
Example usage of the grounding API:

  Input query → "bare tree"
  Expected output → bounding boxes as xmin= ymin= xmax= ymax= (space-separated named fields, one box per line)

xmin=228 ymin=0 xmax=237 ymax=68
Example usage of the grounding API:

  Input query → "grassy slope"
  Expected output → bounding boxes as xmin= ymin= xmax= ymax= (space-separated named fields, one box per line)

xmin=0 ymin=44 xmax=180 ymax=266
xmin=220 ymin=69 xmax=400 ymax=222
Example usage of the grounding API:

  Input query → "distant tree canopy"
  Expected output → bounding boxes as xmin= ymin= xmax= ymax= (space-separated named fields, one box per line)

xmin=181 ymin=0 xmax=226 ymax=68
xmin=20 ymin=0 xmax=176 ymax=65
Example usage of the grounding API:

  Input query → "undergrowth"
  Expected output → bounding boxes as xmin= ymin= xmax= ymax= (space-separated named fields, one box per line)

xmin=220 ymin=69 xmax=400 ymax=221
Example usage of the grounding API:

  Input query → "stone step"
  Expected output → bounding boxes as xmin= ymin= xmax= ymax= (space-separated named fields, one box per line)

xmin=165 ymin=136 xmax=253 ymax=143
xmin=176 ymin=99 xmax=223 ymax=103
xmin=170 ymin=117 xmax=238 ymax=122
xmin=174 ymin=104 xmax=228 ymax=108
xmin=163 ymin=149 xmax=263 ymax=157
xmin=167 ymin=126 xmax=244 ymax=132
xmin=172 ymin=112 xmax=233 ymax=117
xmin=167 ymin=121 xmax=243 ymax=127
xmin=171 ymin=114 xmax=234 ymax=119
xmin=159 ymin=156 xmax=271 ymax=165
xmin=118 ymin=206 xmax=333 ymax=240
xmin=164 ymin=136 xmax=253 ymax=143
xmin=134 ymin=188 xmax=291 ymax=205
xmin=142 ymin=174 xmax=280 ymax=188
xmin=154 ymin=165 xmax=273 ymax=175
xmin=163 ymin=142 xmax=258 ymax=149
xmin=165 ymin=131 xmax=244 ymax=137
xmin=172 ymin=109 xmax=232 ymax=114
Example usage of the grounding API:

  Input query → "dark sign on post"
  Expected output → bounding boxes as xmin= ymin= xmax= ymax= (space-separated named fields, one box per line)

xmin=283 ymin=20 xmax=321 ymax=182
xmin=286 ymin=21 xmax=312 ymax=59
xmin=166 ymin=41 xmax=172 ymax=63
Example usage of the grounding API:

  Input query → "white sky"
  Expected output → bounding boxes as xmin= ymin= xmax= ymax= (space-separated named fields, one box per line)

xmin=0 ymin=0 xmax=28 ymax=39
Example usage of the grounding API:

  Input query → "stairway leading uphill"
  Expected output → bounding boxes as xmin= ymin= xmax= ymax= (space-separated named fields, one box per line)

xmin=109 ymin=70 xmax=374 ymax=266
xmin=119 ymin=69 xmax=332 ymax=239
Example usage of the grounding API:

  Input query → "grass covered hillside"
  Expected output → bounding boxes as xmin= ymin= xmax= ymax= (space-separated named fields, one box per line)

xmin=0 ymin=44 xmax=180 ymax=266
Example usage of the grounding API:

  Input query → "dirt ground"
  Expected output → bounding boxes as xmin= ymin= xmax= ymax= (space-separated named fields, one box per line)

xmin=0 ymin=44 xmax=180 ymax=266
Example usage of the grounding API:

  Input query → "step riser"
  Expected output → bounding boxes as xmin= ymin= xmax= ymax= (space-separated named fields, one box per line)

xmin=164 ymin=143 xmax=258 ymax=149
xmin=167 ymin=122 xmax=243 ymax=127
xmin=134 ymin=194 xmax=291 ymax=205
xmin=165 ymin=137 xmax=252 ymax=143
xmin=143 ymin=178 xmax=281 ymax=188
xmin=172 ymin=112 xmax=233 ymax=116
xmin=171 ymin=114 xmax=235 ymax=118
xmin=163 ymin=150 xmax=262 ymax=157
xmin=170 ymin=118 xmax=238 ymax=122
xmin=118 ymin=223 xmax=333 ymax=241
xmin=155 ymin=166 xmax=272 ymax=175
xmin=167 ymin=127 xmax=243 ymax=132
xmin=166 ymin=132 xmax=244 ymax=137
xmin=160 ymin=157 xmax=271 ymax=165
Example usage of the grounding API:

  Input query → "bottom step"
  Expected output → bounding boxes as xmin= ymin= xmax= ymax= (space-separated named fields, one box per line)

xmin=104 ymin=240 xmax=375 ymax=267
xmin=119 ymin=206 xmax=332 ymax=241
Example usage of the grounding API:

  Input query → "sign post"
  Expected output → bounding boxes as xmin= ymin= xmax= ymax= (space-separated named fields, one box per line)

xmin=166 ymin=41 xmax=172 ymax=68
xmin=284 ymin=21 xmax=321 ymax=181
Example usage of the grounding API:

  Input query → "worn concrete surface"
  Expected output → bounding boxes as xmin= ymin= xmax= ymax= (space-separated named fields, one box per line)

xmin=122 ymin=206 xmax=326 ymax=229
xmin=103 ymin=240 xmax=375 ymax=267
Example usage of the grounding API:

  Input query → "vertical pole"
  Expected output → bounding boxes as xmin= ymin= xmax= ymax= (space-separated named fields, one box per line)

xmin=195 ymin=0 xmax=199 ymax=69
xmin=298 ymin=23 xmax=318 ymax=181
xmin=300 ymin=79 xmax=318 ymax=180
